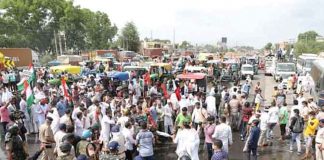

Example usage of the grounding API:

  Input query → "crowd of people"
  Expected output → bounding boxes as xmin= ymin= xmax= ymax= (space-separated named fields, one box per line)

xmin=0 ymin=59 xmax=324 ymax=160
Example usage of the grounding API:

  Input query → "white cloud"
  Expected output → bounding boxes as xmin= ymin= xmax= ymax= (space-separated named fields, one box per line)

xmin=74 ymin=0 xmax=324 ymax=48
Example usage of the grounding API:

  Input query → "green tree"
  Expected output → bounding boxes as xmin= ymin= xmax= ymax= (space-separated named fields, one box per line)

xmin=203 ymin=44 xmax=218 ymax=53
xmin=83 ymin=10 xmax=117 ymax=50
xmin=298 ymin=31 xmax=318 ymax=42
xmin=0 ymin=0 xmax=53 ymax=52
xmin=295 ymin=31 xmax=324 ymax=55
xmin=264 ymin=42 xmax=272 ymax=50
xmin=179 ymin=41 xmax=191 ymax=49
xmin=118 ymin=22 xmax=140 ymax=52
xmin=153 ymin=39 xmax=171 ymax=44
xmin=59 ymin=2 xmax=86 ymax=50
xmin=0 ymin=0 xmax=118 ymax=53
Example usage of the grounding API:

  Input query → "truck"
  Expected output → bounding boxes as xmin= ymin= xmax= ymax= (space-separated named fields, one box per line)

xmin=143 ymin=48 xmax=163 ymax=58
xmin=241 ymin=64 xmax=254 ymax=80
xmin=273 ymin=62 xmax=296 ymax=83
xmin=0 ymin=48 xmax=34 ymax=68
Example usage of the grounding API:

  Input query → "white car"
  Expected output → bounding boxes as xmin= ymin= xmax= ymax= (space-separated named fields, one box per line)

xmin=265 ymin=61 xmax=273 ymax=76
xmin=241 ymin=64 xmax=254 ymax=80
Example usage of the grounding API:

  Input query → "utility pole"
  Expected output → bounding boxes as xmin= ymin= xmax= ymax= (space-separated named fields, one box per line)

xmin=150 ymin=30 xmax=153 ymax=41
xmin=54 ymin=31 xmax=58 ymax=55
xmin=59 ymin=33 xmax=63 ymax=55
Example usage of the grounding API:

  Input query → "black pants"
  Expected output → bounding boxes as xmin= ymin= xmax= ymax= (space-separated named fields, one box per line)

xmin=280 ymin=124 xmax=286 ymax=136
xmin=125 ymin=149 xmax=134 ymax=160
xmin=216 ymin=103 xmax=220 ymax=116
xmin=1 ymin=122 xmax=8 ymax=135
xmin=206 ymin=143 xmax=213 ymax=160
xmin=247 ymin=147 xmax=257 ymax=160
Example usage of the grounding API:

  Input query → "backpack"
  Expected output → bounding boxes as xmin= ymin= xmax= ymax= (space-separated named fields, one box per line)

xmin=293 ymin=116 xmax=304 ymax=133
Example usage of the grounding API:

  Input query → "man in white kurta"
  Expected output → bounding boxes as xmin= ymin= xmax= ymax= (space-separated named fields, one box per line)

xmin=205 ymin=93 xmax=217 ymax=116
xmin=74 ymin=113 xmax=84 ymax=137
xmin=212 ymin=117 xmax=233 ymax=153
xmin=173 ymin=126 xmax=200 ymax=160
xmin=19 ymin=96 xmax=33 ymax=134
xmin=99 ymin=112 xmax=115 ymax=148
xmin=163 ymin=100 xmax=174 ymax=134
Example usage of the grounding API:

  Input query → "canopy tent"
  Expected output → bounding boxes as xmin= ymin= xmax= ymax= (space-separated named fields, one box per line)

xmin=50 ymin=65 xmax=81 ymax=74
xmin=198 ymin=53 xmax=214 ymax=61
xmin=48 ymin=60 xmax=61 ymax=66
xmin=176 ymin=73 xmax=206 ymax=80
xmin=206 ymin=60 xmax=221 ymax=64
xmin=223 ymin=59 xmax=239 ymax=64
xmin=107 ymin=71 xmax=129 ymax=81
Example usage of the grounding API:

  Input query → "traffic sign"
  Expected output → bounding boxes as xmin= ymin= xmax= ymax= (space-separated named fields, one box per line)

xmin=4 ymin=58 xmax=15 ymax=69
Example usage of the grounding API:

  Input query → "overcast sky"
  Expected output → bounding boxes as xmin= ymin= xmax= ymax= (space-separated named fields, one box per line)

xmin=74 ymin=0 xmax=324 ymax=48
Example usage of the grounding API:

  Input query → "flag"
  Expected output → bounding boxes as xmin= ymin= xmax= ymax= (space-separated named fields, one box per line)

xmin=28 ymin=63 xmax=36 ymax=84
xmin=61 ymin=77 xmax=71 ymax=100
xmin=17 ymin=64 xmax=36 ymax=92
xmin=23 ymin=79 xmax=34 ymax=108
xmin=17 ymin=77 xmax=27 ymax=93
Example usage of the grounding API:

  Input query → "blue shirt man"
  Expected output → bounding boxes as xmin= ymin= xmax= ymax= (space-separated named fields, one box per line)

xmin=136 ymin=122 xmax=154 ymax=158
xmin=242 ymin=81 xmax=251 ymax=94
xmin=56 ymin=97 xmax=67 ymax=117
xmin=150 ymin=105 xmax=158 ymax=123
xmin=247 ymin=120 xmax=261 ymax=160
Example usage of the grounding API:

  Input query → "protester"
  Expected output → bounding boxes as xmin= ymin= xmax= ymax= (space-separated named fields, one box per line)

xmin=267 ymin=103 xmax=279 ymax=142
xmin=211 ymin=139 xmax=228 ymax=160
xmin=279 ymin=102 xmax=289 ymax=141
xmin=123 ymin=122 xmax=136 ymax=160
xmin=258 ymin=107 xmax=269 ymax=147
xmin=204 ymin=116 xmax=216 ymax=160
xmin=212 ymin=116 xmax=233 ymax=153
xmin=136 ymin=122 xmax=154 ymax=160
xmin=246 ymin=119 xmax=260 ymax=160
xmin=162 ymin=100 xmax=174 ymax=134
xmin=54 ymin=123 xmax=67 ymax=156
xmin=5 ymin=125 xmax=28 ymax=160
xmin=315 ymin=119 xmax=324 ymax=160
xmin=2 ymin=54 xmax=318 ymax=160
xmin=240 ymin=102 xmax=253 ymax=141
xmin=289 ymin=109 xmax=303 ymax=155
xmin=191 ymin=102 xmax=207 ymax=130
xmin=0 ymin=101 xmax=11 ymax=135
xmin=229 ymin=95 xmax=241 ymax=131
xmin=302 ymin=111 xmax=319 ymax=159
xmin=173 ymin=121 xmax=199 ymax=160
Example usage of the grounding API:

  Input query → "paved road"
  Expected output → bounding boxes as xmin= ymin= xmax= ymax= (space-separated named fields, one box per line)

xmin=0 ymin=70 xmax=302 ymax=160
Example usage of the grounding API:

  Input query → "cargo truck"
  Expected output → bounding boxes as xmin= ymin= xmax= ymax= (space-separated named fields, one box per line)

xmin=0 ymin=48 xmax=34 ymax=68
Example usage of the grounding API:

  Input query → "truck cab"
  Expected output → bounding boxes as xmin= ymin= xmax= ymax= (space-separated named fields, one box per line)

xmin=274 ymin=62 xmax=296 ymax=82
xmin=241 ymin=64 xmax=254 ymax=80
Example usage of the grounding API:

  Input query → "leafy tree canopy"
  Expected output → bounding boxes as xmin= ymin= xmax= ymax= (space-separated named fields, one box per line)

xmin=0 ymin=0 xmax=118 ymax=53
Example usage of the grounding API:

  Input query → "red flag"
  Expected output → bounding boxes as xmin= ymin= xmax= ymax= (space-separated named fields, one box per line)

xmin=61 ymin=77 xmax=71 ymax=100
xmin=175 ymin=87 xmax=181 ymax=101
